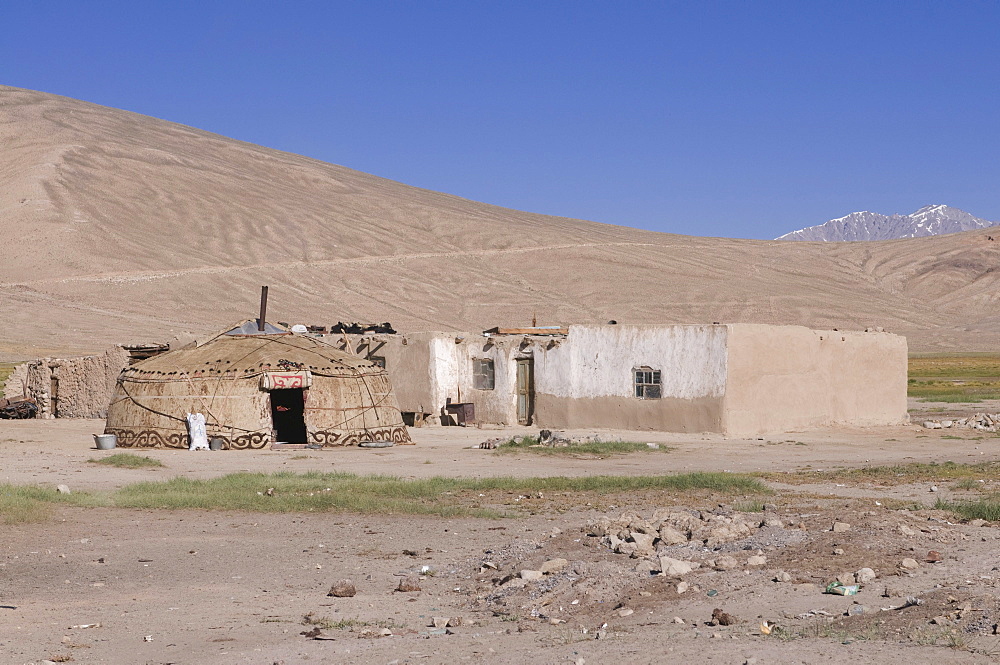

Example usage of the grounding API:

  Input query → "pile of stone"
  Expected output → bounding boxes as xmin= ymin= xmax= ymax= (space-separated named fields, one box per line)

xmin=586 ymin=507 xmax=781 ymax=560
xmin=921 ymin=413 xmax=1000 ymax=431
xmin=479 ymin=430 xmax=627 ymax=450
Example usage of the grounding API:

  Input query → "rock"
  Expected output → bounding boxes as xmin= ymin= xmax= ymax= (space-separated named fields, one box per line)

xmin=588 ymin=517 xmax=614 ymax=537
xmin=657 ymin=525 xmax=688 ymax=545
xmin=900 ymin=558 xmax=920 ymax=570
xmin=710 ymin=608 xmax=737 ymax=626
xmin=761 ymin=517 xmax=784 ymax=528
xmin=746 ymin=555 xmax=767 ymax=567
xmin=922 ymin=421 xmax=942 ymax=429
xmin=854 ymin=568 xmax=877 ymax=584
xmin=930 ymin=615 xmax=951 ymax=625
xmin=327 ymin=579 xmax=356 ymax=597
xmin=833 ymin=522 xmax=851 ymax=533
xmin=925 ymin=550 xmax=942 ymax=563
xmin=431 ymin=617 xmax=450 ymax=628
xmin=627 ymin=518 xmax=657 ymax=535
xmin=629 ymin=532 xmax=656 ymax=554
xmin=899 ymin=525 xmax=917 ymax=536
xmin=520 ymin=569 xmax=544 ymax=581
xmin=969 ymin=519 xmax=988 ymax=527
xmin=941 ymin=420 xmax=954 ymax=428
xmin=615 ymin=541 xmax=640 ymax=557
xmin=633 ymin=559 xmax=658 ymax=574
xmin=676 ymin=581 xmax=689 ymax=594
xmin=774 ymin=571 xmax=792 ymax=583
xmin=929 ymin=485 xmax=938 ymax=493
xmin=706 ymin=521 xmax=752 ymax=547
xmin=56 ymin=484 xmax=71 ymax=494
xmin=673 ymin=616 xmax=685 ymax=624
xmin=396 ymin=576 xmax=421 ymax=592
xmin=714 ymin=555 xmax=739 ymax=571
xmin=447 ymin=617 xmax=463 ymax=627
xmin=502 ymin=577 xmax=527 ymax=589
xmin=618 ymin=608 xmax=634 ymax=617
xmin=539 ymin=558 xmax=569 ymax=575
xmin=659 ymin=556 xmax=697 ymax=577
xmin=836 ymin=572 xmax=856 ymax=585
xmin=833 ymin=548 xmax=845 ymax=556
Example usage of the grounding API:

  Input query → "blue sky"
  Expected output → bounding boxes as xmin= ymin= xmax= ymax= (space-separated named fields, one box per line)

xmin=3 ymin=1 xmax=998 ymax=239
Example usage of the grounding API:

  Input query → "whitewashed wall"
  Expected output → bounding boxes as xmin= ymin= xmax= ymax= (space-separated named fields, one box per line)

xmin=534 ymin=324 xmax=728 ymax=400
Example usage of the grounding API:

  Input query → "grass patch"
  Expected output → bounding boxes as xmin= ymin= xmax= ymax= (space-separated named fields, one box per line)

xmin=908 ymin=354 xmax=1000 ymax=402
xmin=0 ymin=471 xmax=770 ymax=522
xmin=495 ymin=435 xmax=670 ymax=456
xmin=0 ymin=362 xmax=15 ymax=394
xmin=759 ymin=461 xmax=1000 ymax=486
xmin=908 ymin=380 xmax=1000 ymax=402
xmin=909 ymin=354 xmax=1000 ymax=379
xmin=951 ymin=477 xmax=985 ymax=491
xmin=88 ymin=453 xmax=164 ymax=469
xmin=112 ymin=471 xmax=769 ymax=515
xmin=935 ymin=496 xmax=1000 ymax=521
xmin=733 ymin=500 xmax=767 ymax=512
xmin=0 ymin=484 xmax=105 ymax=524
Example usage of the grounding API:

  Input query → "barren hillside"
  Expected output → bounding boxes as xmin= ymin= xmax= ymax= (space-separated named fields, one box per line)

xmin=2 ymin=85 xmax=999 ymax=359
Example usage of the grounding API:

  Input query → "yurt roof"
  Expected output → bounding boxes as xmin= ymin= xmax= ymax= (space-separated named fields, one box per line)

xmin=125 ymin=331 xmax=380 ymax=377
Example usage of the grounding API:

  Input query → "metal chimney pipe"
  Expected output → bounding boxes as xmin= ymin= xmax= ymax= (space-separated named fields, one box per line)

xmin=258 ymin=286 xmax=269 ymax=332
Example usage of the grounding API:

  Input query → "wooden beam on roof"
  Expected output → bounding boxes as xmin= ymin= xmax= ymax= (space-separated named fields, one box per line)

xmin=483 ymin=327 xmax=568 ymax=336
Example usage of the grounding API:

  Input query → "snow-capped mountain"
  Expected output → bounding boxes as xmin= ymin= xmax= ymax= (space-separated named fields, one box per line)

xmin=776 ymin=205 xmax=999 ymax=241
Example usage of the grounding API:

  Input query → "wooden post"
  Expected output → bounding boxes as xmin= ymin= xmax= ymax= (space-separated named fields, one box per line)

xmin=258 ymin=286 xmax=269 ymax=332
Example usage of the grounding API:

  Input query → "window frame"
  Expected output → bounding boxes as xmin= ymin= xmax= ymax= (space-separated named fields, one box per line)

xmin=633 ymin=366 xmax=662 ymax=399
xmin=473 ymin=358 xmax=496 ymax=390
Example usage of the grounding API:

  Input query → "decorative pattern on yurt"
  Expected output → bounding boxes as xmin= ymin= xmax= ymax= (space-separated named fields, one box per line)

xmin=104 ymin=325 xmax=411 ymax=449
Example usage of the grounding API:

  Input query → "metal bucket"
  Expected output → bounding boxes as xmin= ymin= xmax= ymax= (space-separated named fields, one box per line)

xmin=94 ymin=434 xmax=117 ymax=450
xmin=209 ymin=437 xmax=225 ymax=451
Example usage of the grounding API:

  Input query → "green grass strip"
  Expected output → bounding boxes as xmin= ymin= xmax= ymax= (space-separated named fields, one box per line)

xmin=88 ymin=453 xmax=165 ymax=469
xmin=0 ymin=471 xmax=770 ymax=523
xmin=757 ymin=460 xmax=1000 ymax=486
xmin=0 ymin=484 xmax=108 ymax=524
xmin=934 ymin=497 xmax=1000 ymax=522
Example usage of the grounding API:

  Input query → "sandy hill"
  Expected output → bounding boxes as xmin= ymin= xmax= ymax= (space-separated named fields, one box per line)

xmin=2 ymin=85 xmax=1000 ymax=359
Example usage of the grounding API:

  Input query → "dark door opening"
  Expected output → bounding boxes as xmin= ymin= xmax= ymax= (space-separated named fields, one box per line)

xmin=270 ymin=388 xmax=307 ymax=443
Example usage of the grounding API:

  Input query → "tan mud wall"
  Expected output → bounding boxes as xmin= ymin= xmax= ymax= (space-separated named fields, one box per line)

xmin=722 ymin=325 xmax=908 ymax=437
xmin=342 ymin=332 xmax=527 ymax=425
xmin=10 ymin=346 xmax=129 ymax=418
xmin=535 ymin=394 xmax=724 ymax=432
xmin=458 ymin=336 xmax=526 ymax=425
xmin=532 ymin=324 xmax=728 ymax=432
xmin=340 ymin=334 xmax=438 ymax=416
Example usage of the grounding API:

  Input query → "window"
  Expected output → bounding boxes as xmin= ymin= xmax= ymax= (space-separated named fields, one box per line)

xmin=634 ymin=367 xmax=661 ymax=399
xmin=369 ymin=355 xmax=386 ymax=369
xmin=473 ymin=359 xmax=495 ymax=390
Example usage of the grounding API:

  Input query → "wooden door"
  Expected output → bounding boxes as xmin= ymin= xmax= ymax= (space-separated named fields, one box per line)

xmin=516 ymin=358 xmax=534 ymax=425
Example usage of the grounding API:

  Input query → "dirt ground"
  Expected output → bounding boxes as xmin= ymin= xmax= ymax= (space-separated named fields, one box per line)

xmin=4 ymin=407 xmax=1000 ymax=664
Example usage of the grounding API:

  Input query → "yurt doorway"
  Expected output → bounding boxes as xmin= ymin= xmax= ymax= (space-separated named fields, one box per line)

xmin=270 ymin=389 xmax=307 ymax=443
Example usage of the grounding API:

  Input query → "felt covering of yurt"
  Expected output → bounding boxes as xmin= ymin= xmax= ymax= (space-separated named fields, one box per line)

xmin=104 ymin=327 xmax=411 ymax=449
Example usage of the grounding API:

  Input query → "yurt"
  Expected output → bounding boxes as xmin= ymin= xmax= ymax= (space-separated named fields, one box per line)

xmin=104 ymin=321 xmax=411 ymax=449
